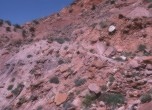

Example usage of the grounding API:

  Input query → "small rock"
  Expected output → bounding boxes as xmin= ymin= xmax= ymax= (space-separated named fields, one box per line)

xmin=72 ymin=97 xmax=81 ymax=107
xmin=108 ymin=25 xmax=116 ymax=33
xmin=88 ymin=83 xmax=101 ymax=94
xmin=59 ymin=64 xmax=69 ymax=73
xmin=120 ymin=56 xmax=127 ymax=61
xmin=129 ymin=91 xmax=140 ymax=97
xmin=80 ymin=89 xmax=90 ymax=97
xmin=117 ymin=106 xmax=125 ymax=110
xmin=54 ymin=93 xmax=68 ymax=105
xmin=99 ymin=101 xmax=105 ymax=107
xmin=104 ymin=46 xmax=116 ymax=57
xmin=92 ymin=59 xmax=103 ymax=69
xmin=127 ymin=7 xmax=151 ymax=19
xmin=129 ymin=59 xmax=140 ymax=69
xmin=146 ymin=64 xmax=152 ymax=70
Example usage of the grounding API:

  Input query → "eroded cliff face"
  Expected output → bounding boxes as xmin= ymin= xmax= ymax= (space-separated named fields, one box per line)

xmin=0 ymin=0 xmax=152 ymax=110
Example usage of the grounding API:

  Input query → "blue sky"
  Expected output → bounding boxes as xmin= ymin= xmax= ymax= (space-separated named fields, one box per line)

xmin=0 ymin=0 xmax=74 ymax=24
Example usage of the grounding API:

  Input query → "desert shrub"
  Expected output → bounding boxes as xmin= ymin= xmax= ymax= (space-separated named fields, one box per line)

xmin=37 ymin=106 xmax=43 ymax=110
xmin=0 ymin=19 xmax=3 ymax=26
xmin=17 ymin=96 xmax=27 ymax=107
xmin=140 ymin=93 xmax=152 ymax=103
xmin=83 ymin=94 xmax=98 ymax=107
xmin=49 ymin=76 xmax=59 ymax=84
xmin=148 ymin=3 xmax=152 ymax=8
xmin=14 ymin=24 xmax=21 ymax=29
xmin=144 ymin=0 xmax=152 ymax=3
xmin=22 ymin=30 xmax=27 ymax=38
xmin=33 ymin=20 xmax=39 ymax=25
xmin=99 ymin=92 xmax=125 ymax=106
xmin=11 ymin=78 xmax=15 ymax=82
xmin=58 ymin=59 xmax=64 ymax=65
xmin=47 ymin=37 xmax=54 ymax=43
xmin=91 ymin=4 xmax=96 ymax=10
xmin=54 ymin=37 xmax=65 ymax=44
xmin=101 ymin=85 xmax=108 ymax=91
xmin=5 ymin=20 xmax=11 ymax=26
xmin=11 ymin=83 xmax=24 ymax=96
xmin=109 ymin=75 xmax=115 ymax=83
xmin=30 ymin=95 xmax=38 ymax=101
xmin=29 ymin=27 xmax=35 ymax=32
xmin=138 ymin=44 xmax=146 ymax=52
xmin=74 ymin=78 xmax=86 ymax=87
xmin=12 ymin=40 xmax=22 ymax=47
xmin=27 ymin=54 xmax=33 ymax=58
xmin=6 ymin=27 xmax=11 ymax=32
xmin=7 ymin=85 xmax=14 ymax=90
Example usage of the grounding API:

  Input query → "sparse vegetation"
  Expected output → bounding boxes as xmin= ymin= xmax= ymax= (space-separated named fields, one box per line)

xmin=33 ymin=20 xmax=39 ymax=25
xmin=49 ymin=76 xmax=60 ymax=84
xmin=140 ymin=93 xmax=152 ymax=103
xmin=5 ymin=20 xmax=11 ymax=26
xmin=22 ymin=30 xmax=27 ymax=38
xmin=148 ymin=3 xmax=152 ymax=8
xmin=12 ymin=40 xmax=22 ymax=47
xmin=17 ymin=96 xmax=27 ymax=107
xmin=58 ymin=59 xmax=64 ymax=65
xmin=99 ymin=92 xmax=125 ymax=107
xmin=11 ymin=83 xmax=24 ymax=96
xmin=109 ymin=75 xmax=115 ymax=83
xmin=6 ymin=27 xmax=11 ymax=32
xmin=29 ymin=27 xmax=35 ymax=32
xmin=11 ymin=78 xmax=15 ymax=82
xmin=14 ymin=24 xmax=21 ymax=29
xmin=74 ymin=78 xmax=86 ymax=87
xmin=83 ymin=94 xmax=97 ymax=107
xmin=37 ymin=106 xmax=43 ymax=110
xmin=101 ymin=85 xmax=108 ymax=91
xmin=54 ymin=37 xmax=65 ymax=44
xmin=144 ymin=0 xmax=152 ymax=3
xmin=7 ymin=85 xmax=14 ymax=90
xmin=30 ymin=95 xmax=38 ymax=101
xmin=0 ymin=19 xmax=3 ymax=26
xmin=138 ymin=44 xmax=146 ymax=52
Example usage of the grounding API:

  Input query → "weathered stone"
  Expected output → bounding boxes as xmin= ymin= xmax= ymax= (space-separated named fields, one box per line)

xmin=88 ymin=83 xmax=101 ymax=94
xmin=72 ymin=97 xmax=81 ymax=107
xmin=99 ymin=101 xmax=105 ymax=107
xmin=127 ymin=7 xmax=151 ymax=19
xmin=54 ymin=93 xmax=68 ymax=105
xmin=108 ymin=25 xmax=116 ymax=33
xmin=138 ymin=102 xmax=152 ymax=110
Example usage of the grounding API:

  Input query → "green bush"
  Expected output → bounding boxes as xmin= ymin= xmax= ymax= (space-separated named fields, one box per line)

xmin=17 ymin=96 xmax=27 ymax=107
xmin=83 ymin=94 xmax=97 ymax=107
xmin=37 ymin=106 xmax=43 ymax=110
xmin=74 ymin=78 xmax=86 ymax=87
xmin=144 ymin=0 xmax=152 ymax=3
xmin=11 ymin=83 xmax=24 ymax=96
xmin=49 ymin=76 xmax=59 ymax=84
xmin=54 ymin=38 xmax=65 ymax=44
xmin=140 ymin=94 xmax=152 ymax=103
xmin=138 ymin=44 xmax=146 ymax=52
xmin=0 ymin=19 xmax=3 ymax=26
xmin=6 ymin=27 xmax=11 ymax=32
xmin=5 ymin=20 xmax=11 ymax=26
xmin=7 ymin=85 xmax=14 ymax=90
xmin=99 ymin=92 xmax=125 ymax=106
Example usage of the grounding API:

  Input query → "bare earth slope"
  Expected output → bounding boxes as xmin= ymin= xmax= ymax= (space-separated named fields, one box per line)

xmin=0 ymin=0 xmax=152 ymax=110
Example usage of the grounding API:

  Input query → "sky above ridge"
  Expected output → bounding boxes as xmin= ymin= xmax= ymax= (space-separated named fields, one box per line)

xmin=0 ymin=0 xmax=74 ymax=24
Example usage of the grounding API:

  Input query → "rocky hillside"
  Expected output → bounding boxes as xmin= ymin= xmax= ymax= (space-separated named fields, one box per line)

xmin=0 ymin=0 xmax=152 ymax=110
